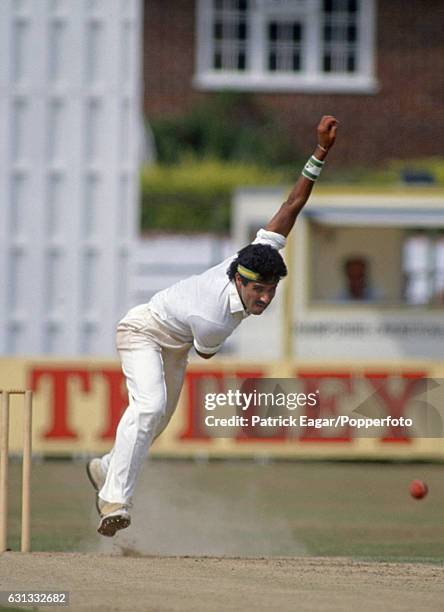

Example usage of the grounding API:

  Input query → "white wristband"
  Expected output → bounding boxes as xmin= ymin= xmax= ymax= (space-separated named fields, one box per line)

xmin=302 ymin=155 xmax=324 ymax=182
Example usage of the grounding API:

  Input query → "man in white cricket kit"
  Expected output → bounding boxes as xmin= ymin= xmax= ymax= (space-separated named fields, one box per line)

xmin=87 ymin=115 xmax=338 ymax=536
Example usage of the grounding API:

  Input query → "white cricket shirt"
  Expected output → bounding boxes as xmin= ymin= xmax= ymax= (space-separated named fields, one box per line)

xmin=146 ymin=229 xmax=286 ymax=354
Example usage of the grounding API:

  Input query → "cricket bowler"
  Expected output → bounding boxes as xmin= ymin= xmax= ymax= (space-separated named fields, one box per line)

xmin=87 ymin=115 xmax=338 ymax=536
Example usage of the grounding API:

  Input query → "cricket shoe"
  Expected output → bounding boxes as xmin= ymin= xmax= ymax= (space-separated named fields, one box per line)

xmin=86 ymin=458 xmax=106 ymax=515
xmin=97 ymin=500 xmax=131 ymax=537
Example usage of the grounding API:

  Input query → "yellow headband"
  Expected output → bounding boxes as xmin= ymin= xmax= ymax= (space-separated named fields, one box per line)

xmin=237 ymin=264 xmax=260 ymax=281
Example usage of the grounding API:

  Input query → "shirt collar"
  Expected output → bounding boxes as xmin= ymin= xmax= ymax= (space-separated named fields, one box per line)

xmin=229 ymin=281 xmax=249 ymax=317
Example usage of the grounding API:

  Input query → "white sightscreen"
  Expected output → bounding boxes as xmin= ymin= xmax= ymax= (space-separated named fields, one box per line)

xmin=0 ymin=0 xmax=142 ymax=355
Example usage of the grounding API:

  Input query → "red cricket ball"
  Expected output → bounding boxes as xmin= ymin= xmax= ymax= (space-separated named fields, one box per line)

xmin=409 ymin=480 xmax=428 ymax=499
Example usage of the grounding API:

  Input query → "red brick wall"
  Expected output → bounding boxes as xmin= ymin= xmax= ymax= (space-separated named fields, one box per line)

xmin=143 ymin=0 xmax=444 ymax=167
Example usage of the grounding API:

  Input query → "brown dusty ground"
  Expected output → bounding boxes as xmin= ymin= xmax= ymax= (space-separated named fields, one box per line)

xmin=3 ymin=462 xmax=444 ymax=611
xmin=1 ymin=553 xmax=444 ymax=612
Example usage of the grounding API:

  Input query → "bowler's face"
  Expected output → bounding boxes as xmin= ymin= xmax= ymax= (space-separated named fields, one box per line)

xmin=235 ymin=274 xmax=278 ymax=315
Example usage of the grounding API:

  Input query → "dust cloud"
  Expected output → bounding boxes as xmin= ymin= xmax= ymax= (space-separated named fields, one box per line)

xmin=90 ymin=460 xmax=307 ymax=557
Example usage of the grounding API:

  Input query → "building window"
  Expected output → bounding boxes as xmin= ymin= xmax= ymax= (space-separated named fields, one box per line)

xmin=322 ymin=0 xmax=359 ymax=73
xmin=212 ymin=0 xmax=248 ymax=70
xmin=195 ymin=0 xmax=377 ymax=93
xmin=268 ymin=20 xmax=303 ymax=72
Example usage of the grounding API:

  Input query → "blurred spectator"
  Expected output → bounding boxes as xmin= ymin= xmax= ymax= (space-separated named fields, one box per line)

xmin=338 ymin=256 xmax=383 ymax=302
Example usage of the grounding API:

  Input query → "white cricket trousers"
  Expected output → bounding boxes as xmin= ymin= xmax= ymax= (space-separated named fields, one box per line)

xmin=99 ymin=305 xmax=190 ymax=504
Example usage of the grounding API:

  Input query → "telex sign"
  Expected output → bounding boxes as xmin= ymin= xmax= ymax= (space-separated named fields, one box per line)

xmin=1 ymin=360 xmax=444 ymax=458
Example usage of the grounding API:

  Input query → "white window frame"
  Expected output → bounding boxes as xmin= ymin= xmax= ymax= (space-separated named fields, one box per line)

xmin=194 ymin=0 xmax=378 ymax=94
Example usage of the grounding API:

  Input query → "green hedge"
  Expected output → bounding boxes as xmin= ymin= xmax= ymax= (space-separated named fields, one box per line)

xmin=322 ymin=157 xmax=444 ymax=186
xmin=140 ymin=157 xmax=444 ymax=233
xmin=145 ymin=91 xmax=444 ymax=233
xmin=140 ymin=159 xmax=292 ymax=233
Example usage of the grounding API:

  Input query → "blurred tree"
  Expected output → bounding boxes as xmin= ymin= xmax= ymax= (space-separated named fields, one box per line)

xmin=150 ymin=92 xmax=300 ymax=169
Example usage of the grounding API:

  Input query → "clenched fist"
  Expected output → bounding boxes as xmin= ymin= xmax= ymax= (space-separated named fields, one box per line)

xmin=317 ymin=115 xmax=338 ymax=152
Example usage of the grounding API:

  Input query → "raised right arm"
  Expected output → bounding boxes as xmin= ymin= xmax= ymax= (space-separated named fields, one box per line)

xmin=265 ymin=115 xmax=338 ymax=238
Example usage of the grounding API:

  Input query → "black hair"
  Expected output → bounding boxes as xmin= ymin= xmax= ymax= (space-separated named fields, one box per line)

xmin=227 ymin=243 xmax=287 ymax=284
